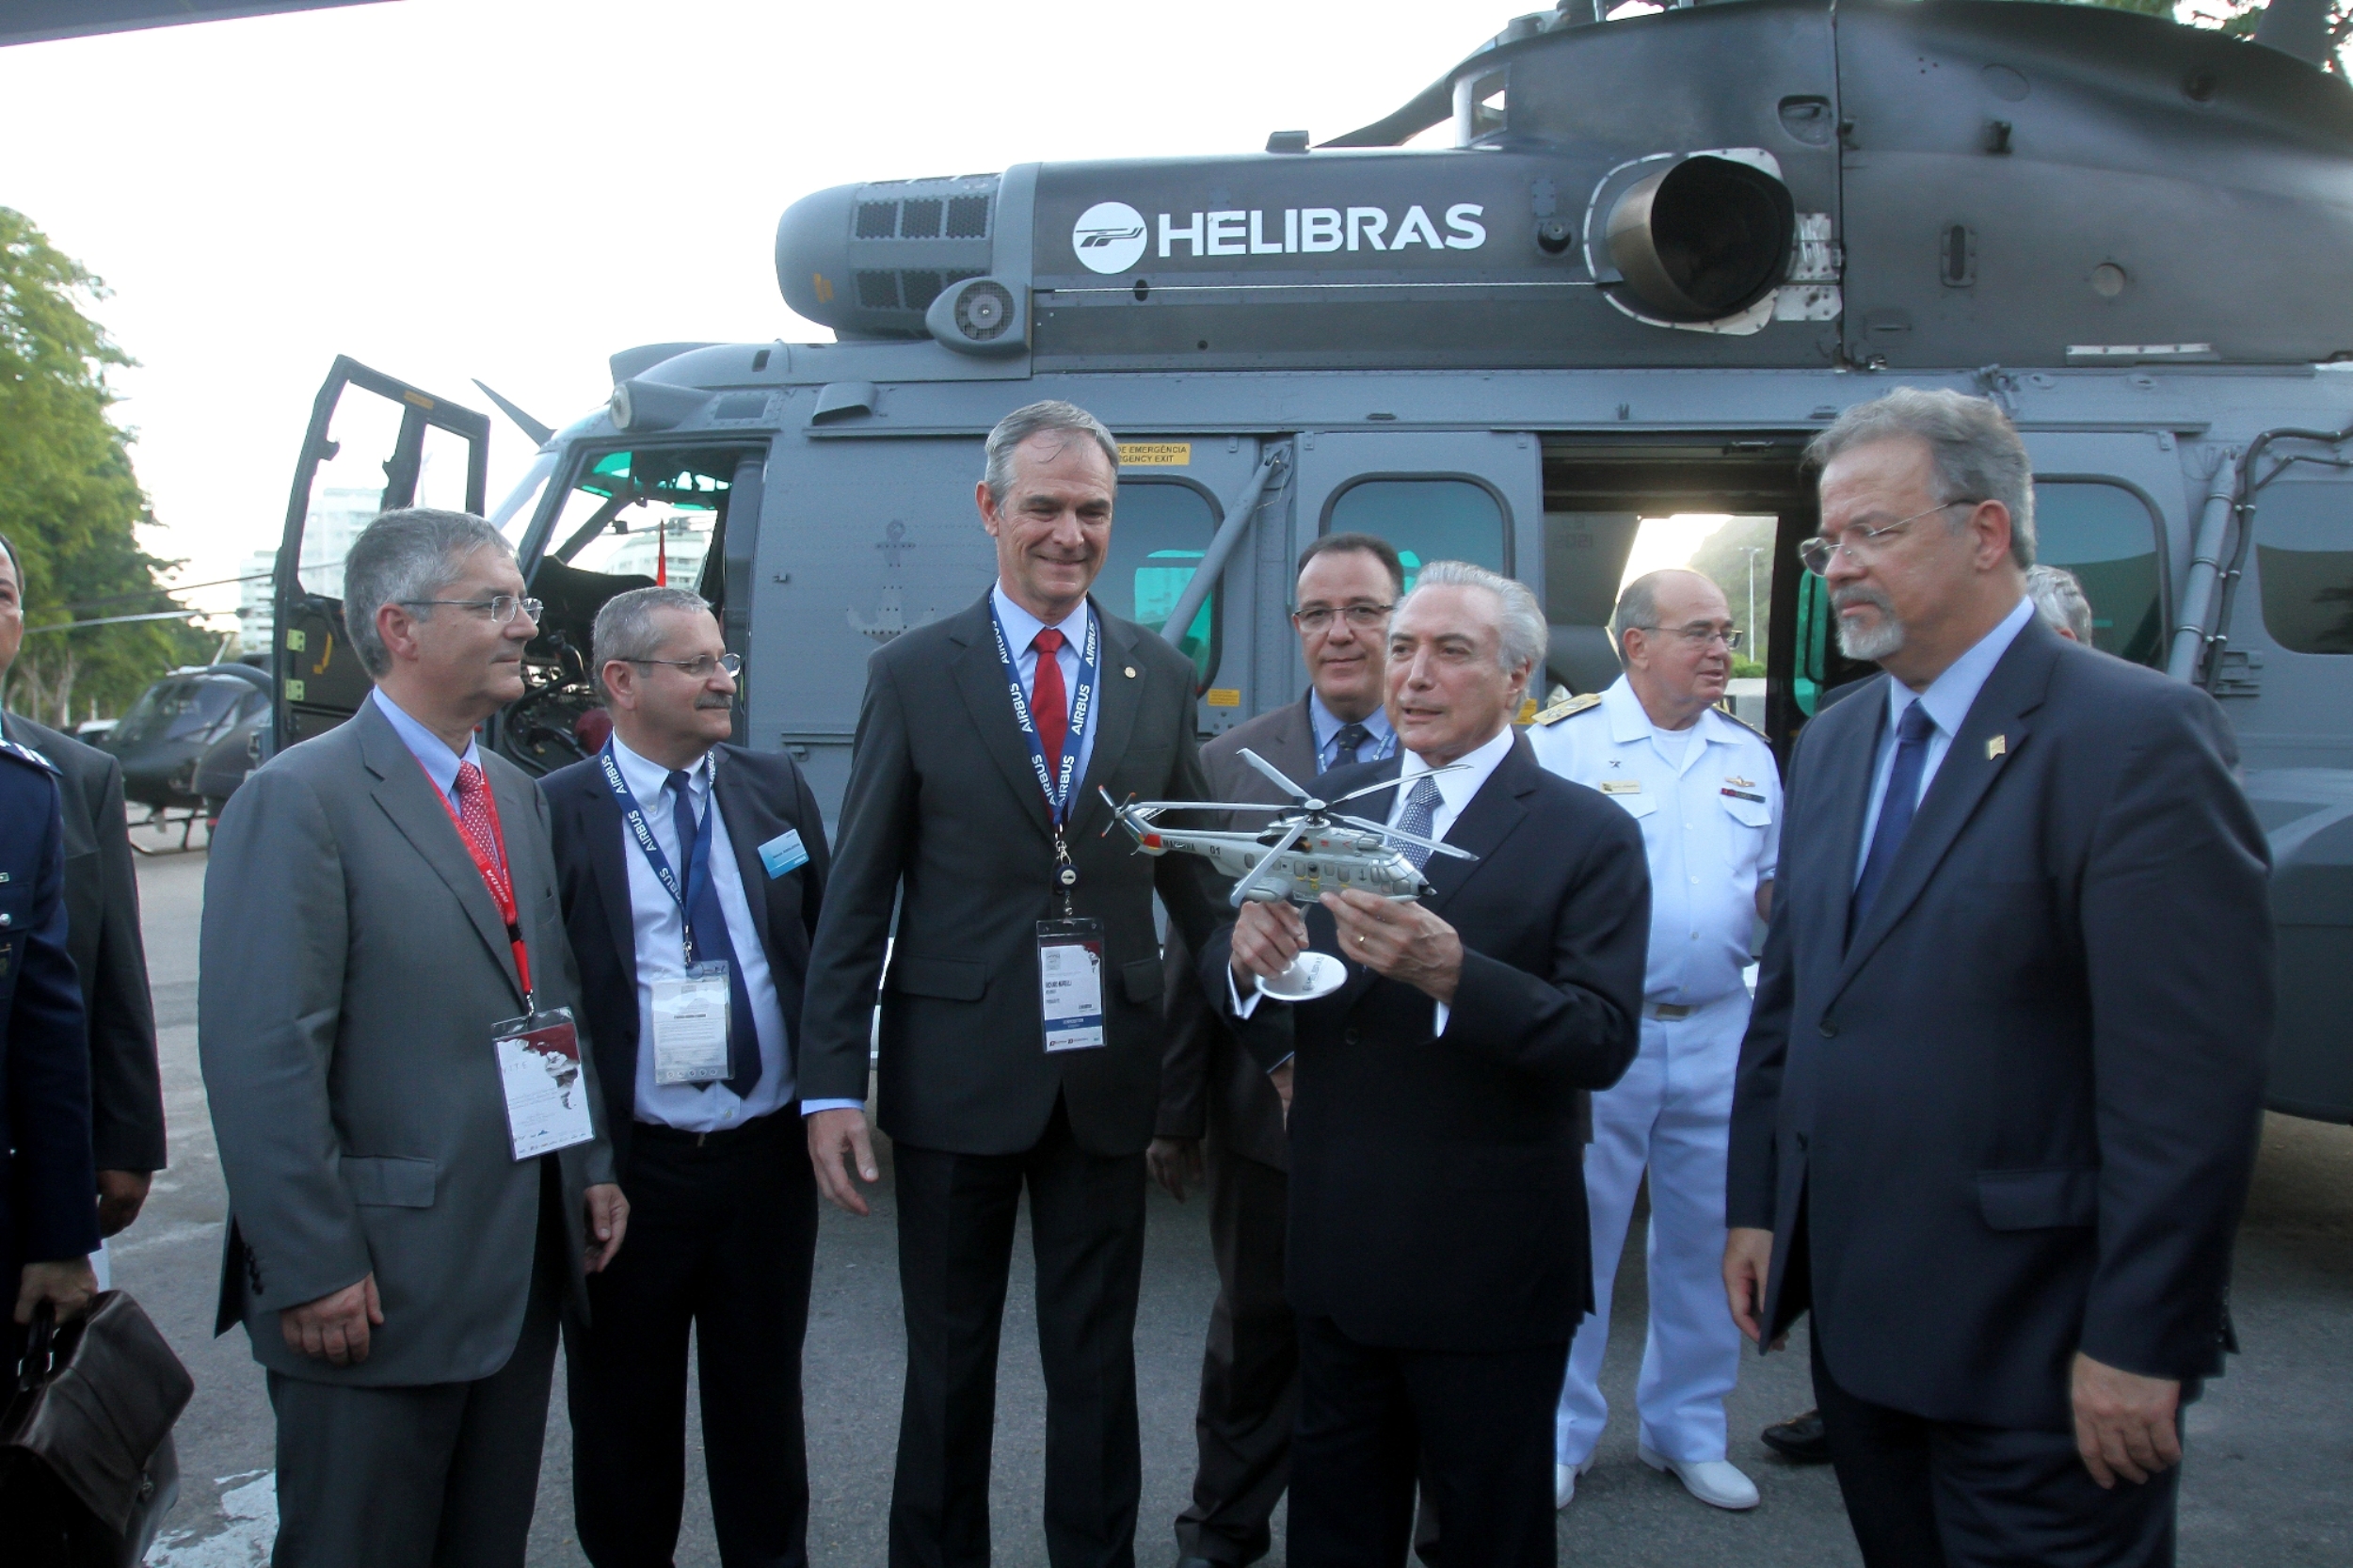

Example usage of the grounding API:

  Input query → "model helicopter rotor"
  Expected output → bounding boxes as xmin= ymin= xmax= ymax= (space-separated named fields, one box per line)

xmin=1101 ymin=747 xmax=1477 ymax=912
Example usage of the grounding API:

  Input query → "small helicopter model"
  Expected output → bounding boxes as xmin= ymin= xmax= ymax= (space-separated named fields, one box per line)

xmin=1102 ymin=747 xmax=1476 ymax=910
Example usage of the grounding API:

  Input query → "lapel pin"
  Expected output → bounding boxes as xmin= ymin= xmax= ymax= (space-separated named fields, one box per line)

xmin=1124 ymin=665 xmax=1137 ymax=679
xmin=1986 ymin=734 xmax=2007 ymax=760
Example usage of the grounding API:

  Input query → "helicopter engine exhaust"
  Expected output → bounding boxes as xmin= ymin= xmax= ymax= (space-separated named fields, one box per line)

xmin=1604 ymin=154 xmax=1796 ymax=323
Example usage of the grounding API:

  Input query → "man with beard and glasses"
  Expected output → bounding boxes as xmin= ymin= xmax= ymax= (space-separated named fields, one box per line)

xmin=541 ymin=586 xmax=831 ymax=1567
xmin=1723 ymin=388 xmax=2270 ymax=1568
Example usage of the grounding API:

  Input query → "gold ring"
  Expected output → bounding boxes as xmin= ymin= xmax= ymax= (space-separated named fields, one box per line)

xmin=1356 ymin=935 xmax=1367 ymax=947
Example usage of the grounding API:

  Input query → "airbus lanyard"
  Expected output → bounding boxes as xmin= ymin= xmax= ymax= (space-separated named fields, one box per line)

xmin=417 ymin=757 xmax=536 ymax=1009
xmin=989 ymin=601 xmax=1099 ymax=907
xmin=597 ymin=744 xmax=719 ymax=966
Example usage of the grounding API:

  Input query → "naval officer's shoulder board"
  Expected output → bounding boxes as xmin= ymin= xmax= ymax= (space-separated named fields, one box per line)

xmin=0 ymin=737 xmax=59 ymax=776
xmin=1530 ymin=692 xmax=1605 ymax=728
xmin=1712 ymin=701 xmax=1770 ymax=745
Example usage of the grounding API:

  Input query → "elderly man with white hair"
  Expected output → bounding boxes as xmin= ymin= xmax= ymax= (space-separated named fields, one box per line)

xmin=1207 ymin=560 xmax=1650 ymax=1568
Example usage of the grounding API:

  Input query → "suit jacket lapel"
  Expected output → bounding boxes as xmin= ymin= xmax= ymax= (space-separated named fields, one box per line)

xmin=1804 ymin=678 xmax=1885 ymax=982
xmin=356 ymin=702 xmax=526 ymax=1005
xmin=948 ymin=596 xmax=1054 ymax=843
xmin=580 ymin=777 xmax=639 ymax=999
xmin=1833 ymin=627 xmax=2057 ymax=991
xmin=1277 ymin=693 xmax=1321 ymax=784
xmin=712 ymin=752 xmax=776 ymax=956
xmin=1070 ymin=604 xmax=1142 ymax=841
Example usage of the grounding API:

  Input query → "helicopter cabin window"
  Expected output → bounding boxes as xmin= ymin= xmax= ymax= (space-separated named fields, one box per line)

xmin=1098 ymin=480 xmax=1221 ymax=686
xmin=1324 ymin=478 xmax=1509 ymax=586
xmin=2255 ymin=478 xmax=2353 ymax=654
xmin=2031 ymin=481 xmax=2164 ymax=666
xmin=293 ymin=388 xmax=476 ymax=600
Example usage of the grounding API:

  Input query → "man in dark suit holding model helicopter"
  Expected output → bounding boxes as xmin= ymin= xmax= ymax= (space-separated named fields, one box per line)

xmin=1207 ymin=559 xmax=1649 ymax=1568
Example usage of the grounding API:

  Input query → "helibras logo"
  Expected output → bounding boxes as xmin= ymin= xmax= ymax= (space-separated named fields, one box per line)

xmin=1072 ymin=200 xmax=1486 ymax=274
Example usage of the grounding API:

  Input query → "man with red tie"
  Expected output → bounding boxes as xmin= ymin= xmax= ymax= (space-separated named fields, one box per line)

xmin=801 ymin=401 xmax=1225 ymax=1568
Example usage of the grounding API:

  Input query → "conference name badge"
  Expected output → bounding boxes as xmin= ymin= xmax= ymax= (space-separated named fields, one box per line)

xmin=758 ymin=829 xmax=809 ymax=879
xmin=650 ymin=960 xmax=734 ymax=1084
xmin=1036 ymin=917 xmax=1108 ymax=1054
xmin=491 ymin=1006 xmax=596 ymax=1160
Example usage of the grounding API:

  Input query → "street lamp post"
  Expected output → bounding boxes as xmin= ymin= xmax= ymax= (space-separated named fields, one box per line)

xmin=1740 ymin=546 xmax=1764 ymax=654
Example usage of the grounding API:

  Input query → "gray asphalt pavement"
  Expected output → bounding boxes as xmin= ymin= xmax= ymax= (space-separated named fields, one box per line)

xmin=118 ymin=842 xmax=2349 ymax=1566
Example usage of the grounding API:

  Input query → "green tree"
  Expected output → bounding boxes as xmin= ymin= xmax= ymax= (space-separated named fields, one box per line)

xmin=0 ymin=207 xmax=204 ymax=727
xmin=1685 ymin=516 xmax=1777 ymax=678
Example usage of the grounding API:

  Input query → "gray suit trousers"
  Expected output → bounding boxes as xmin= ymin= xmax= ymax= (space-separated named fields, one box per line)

xmin=266 ymin=1177 xmax=563 ymax=1568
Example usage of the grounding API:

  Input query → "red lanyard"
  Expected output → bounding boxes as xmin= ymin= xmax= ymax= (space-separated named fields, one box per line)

xmin=419 ymin=758 xmax=535 ymax=1006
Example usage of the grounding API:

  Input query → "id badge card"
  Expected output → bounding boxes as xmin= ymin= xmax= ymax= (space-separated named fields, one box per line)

xmin=1036 ymin=918 xmax=1107 ymax=1054
xmin=650 ymin=961 xmax=733 ymax=1084
xmin=491 ymin=1006 xmax=597 ymax=1160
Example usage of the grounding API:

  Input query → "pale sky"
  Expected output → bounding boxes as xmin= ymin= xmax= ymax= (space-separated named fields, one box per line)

xmin=0 ymin=0 xmax=1506 ymax=620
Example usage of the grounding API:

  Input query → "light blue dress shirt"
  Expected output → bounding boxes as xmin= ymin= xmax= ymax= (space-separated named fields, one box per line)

xmin=1853 ymin=595 xmax=2035 ymax=880
xmin=1308 ymin=690 xmax=1397 ymax=774
xmin=371 ymin=686 xmax=483 ymax=811
xmin=606 ymin=733 xmax=794 ymax=1129
xmin=991 ymin=581 xmax=1099 ymax=800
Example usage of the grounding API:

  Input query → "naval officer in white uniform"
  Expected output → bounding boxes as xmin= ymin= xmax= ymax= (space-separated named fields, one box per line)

xmin=1527 ymin=568 xmax=1780 ymax=1513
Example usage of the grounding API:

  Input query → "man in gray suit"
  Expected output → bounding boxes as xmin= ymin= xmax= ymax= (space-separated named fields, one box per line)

xmin=0 ymin=532 xmax=167 ymax=1240
xmin=201 ymin=509 xmax=628 ymax=1568
xmin=1151 ymin=531 xmax=1403 ymax=1568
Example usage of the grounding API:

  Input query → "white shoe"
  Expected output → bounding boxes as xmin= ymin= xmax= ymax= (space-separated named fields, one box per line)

xmin=1554 ymin=1455 xmax=1595 ymax=1510
xmin=1639 ymin=1445 xmax=1761 ymax=1511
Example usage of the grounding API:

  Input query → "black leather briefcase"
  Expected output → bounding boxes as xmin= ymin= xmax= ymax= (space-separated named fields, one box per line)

xmin=0 ymin=1291 xmax=192 ymax=1568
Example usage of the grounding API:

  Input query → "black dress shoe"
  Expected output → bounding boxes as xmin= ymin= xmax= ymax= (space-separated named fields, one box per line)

xmin=1762 ymin=1407 xmax=1832 ymax=1463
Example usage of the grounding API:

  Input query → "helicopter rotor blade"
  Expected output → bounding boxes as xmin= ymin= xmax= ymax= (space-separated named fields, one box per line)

xmin=1322 ymin=760 xmax=1471 ymax=809
xmin=1228 ymin=817 xmax=1311 ymax=908
xmin=1118 ymin=799 xmax=1297 ymax=818
xmin=1236 ymin=747 xmax=1315 ymax=807
xmin=1328 ymin=811 xmax=1479 ymax=861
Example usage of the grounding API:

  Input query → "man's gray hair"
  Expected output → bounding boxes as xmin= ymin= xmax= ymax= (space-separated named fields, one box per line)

xmin=1806 ymin=387 xmax=2037 ymax=568
xmin=344 ymin=508 xmax=512 ymax=678
xmin=592 ymin=585 xmax=714 ymax=696
xmin=982 ymin=400 xmax=1120 ymax=506
xmin=1399 ymin=560 xmax=1547 ymax=674
xmin=2025 ymin=563 xmax=2094 ymax=645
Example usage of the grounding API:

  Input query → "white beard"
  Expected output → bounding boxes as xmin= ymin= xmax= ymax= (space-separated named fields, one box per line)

xmin=1833 ymin=590 xmax=1907 ymax=662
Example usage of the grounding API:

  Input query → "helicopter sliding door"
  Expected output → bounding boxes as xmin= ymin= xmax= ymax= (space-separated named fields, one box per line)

xmin=271 ymin=358 xmax=490 ymax=751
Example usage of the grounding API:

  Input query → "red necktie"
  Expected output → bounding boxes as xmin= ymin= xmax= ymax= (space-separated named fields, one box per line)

xmin=453 ymin=760 xmax=505 ymax=880
xmin=1031 ymin=627 xmax=1068 ymax=776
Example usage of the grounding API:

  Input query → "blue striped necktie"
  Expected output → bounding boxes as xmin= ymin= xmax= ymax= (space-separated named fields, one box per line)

xmin=1849 ymin=701 xmax=1938 ymax=940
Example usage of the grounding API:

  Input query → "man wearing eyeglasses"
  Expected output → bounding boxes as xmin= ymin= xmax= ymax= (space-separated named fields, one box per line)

xmin=539 ymin=585 xmax=831 ymax=1567
xmin=1152 ymin=531 xmax=1403 ymax=1568
xmin=201 ymin=509 xmax=625 ymax=1568
xmin=1724 ymin=389 xmax=2269 ymax=1568
xmin=1526 ymin=568 xmax=1776 ymax=1514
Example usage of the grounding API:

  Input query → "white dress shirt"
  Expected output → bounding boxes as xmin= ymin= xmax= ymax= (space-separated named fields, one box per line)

xmin=606 ymin=733 xmax=793 ymax=1130
xmin=1854 ymin=595 xmax=2034 ymax=880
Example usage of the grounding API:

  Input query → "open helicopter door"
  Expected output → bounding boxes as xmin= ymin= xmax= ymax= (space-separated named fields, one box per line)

xmin=271 ymin=357 xmax=491 ymax=753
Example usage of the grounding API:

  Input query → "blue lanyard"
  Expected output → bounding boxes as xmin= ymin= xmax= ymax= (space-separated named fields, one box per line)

xmin=598 ymin=744 xmax=718 ymax=965
xmin=988 ymin=602 xmax=1100 ymax=826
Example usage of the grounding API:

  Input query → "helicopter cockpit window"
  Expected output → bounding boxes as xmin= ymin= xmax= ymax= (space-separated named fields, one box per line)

xmin=2255 ymin=479 xmax=2353 ymax=655
xmin=501 ymin=444 xmax=761 ymax=776
xmin=1324 ymin=478 xmax=1510 ymax=587
xmin=294 ymin=390 xmax=475 ymax=600
xmin=2031 ymin=482 xmax=2164 ymax=666
xmin=1099 ymin=481 xmax=1221 ymax=686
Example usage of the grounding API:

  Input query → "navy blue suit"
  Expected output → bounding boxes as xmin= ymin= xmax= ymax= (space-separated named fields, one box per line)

xmin=1728 ymin=618 xmax=2272 ymax=1565
xmin=1204 ymin=736 xmax=1649 ymax=1568
xmin=1 ymin=739 xmax=98 ymax=1361
xmin=541 ymin=741 xmax=830 ymax=1568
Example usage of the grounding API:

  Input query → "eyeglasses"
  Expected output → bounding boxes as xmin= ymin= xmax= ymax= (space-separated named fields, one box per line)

xmin=629 ymin=651 xmax=743 ymax=679
xmin=400 ymin=594 xmax=543 ymax=624
xmin=1292 ymin=601 xmax=1395 ymax=632
xmin=1798 ymin=501 xmax=1976 ymax=576
xmin=1631 ymin=623 xmax=1744 ymax=650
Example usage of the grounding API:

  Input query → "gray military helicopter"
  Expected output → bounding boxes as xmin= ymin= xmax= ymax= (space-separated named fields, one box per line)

xmin=263 ymin=0 xmax=2353 ymax=1120
xmin=1100 ymin=749 xmax=1476 ymax=907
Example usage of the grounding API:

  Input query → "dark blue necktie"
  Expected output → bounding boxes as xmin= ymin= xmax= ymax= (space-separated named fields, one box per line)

xmin=1325 ymin=722 xmax=1371 ymax=775
xmin=1394 ymin=775 xmax=1445 ymax=871
xmin=1849 ymin=701 xmax=1938 ymax=940
xmin=668 ymin=771 xmax=761 ymax=1096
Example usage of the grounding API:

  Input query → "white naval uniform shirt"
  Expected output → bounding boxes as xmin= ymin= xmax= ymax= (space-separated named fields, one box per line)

xmin=1526 ymin=678 xmax=1780 ymax=1007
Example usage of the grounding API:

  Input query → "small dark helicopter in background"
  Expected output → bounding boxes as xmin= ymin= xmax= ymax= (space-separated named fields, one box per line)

xmin=99 ymin=660 xmax=269 ymax=850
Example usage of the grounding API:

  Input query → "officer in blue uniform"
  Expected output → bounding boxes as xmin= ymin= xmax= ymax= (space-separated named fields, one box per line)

xmin=1527 ymin=568 xmax=1778 ymax=1514
xmin=1 ymin=731 xmax=101 ymax=1368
